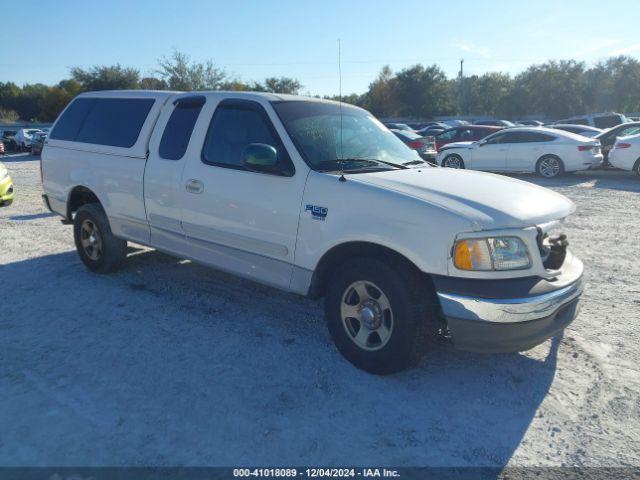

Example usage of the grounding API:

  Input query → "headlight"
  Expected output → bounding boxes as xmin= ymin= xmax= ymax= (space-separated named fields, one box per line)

xmin=0 ymin=166 xmax=7 ymax=181
xmin=454 ymin=236 xmax=531 ymax=271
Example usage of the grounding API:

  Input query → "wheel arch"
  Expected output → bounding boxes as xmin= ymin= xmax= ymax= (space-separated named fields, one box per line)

xmin=307 ymin=241 xmax=436 ymax=299
xmin=66 ymin=185 xmax=103 ymax=220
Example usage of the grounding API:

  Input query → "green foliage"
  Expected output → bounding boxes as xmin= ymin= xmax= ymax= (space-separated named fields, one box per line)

xmin=3 ymin=54 xmax=640 ymax=122
xmin=156 ymin=50 xmax=226 ymax=91
xmin=0 ymin=108 xmax=19 ymax=122
xmin=70 ymin=65 xmax=141 ymax=91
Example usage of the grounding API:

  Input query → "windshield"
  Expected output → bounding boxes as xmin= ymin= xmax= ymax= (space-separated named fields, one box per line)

xmin=271 ymin=101 xmax=421 ymax=171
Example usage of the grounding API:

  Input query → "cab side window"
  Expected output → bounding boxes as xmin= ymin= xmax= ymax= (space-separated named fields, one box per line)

xmin=201 ymin=100 xmax=293 ymax=175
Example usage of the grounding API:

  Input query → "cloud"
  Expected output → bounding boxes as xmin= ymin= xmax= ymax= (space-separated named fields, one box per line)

xmin=453 ymin=43 xmax=491 ymax=58
xmin=609 ymin=43 xmax=640 ymax=56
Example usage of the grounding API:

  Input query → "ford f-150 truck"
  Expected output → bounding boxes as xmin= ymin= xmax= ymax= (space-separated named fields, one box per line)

xmin=41 ymin=91 xmax=584 ymax=374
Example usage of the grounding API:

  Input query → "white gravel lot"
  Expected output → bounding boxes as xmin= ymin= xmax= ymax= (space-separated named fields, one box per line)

xmin=0 ymin=154 xmax=639 ymax=468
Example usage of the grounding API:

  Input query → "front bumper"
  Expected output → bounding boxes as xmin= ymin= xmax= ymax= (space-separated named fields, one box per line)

xmin=0 ymin=175 xmax=14 ymax=206
xmin=434 ymin=255 xmax=583 ymax=353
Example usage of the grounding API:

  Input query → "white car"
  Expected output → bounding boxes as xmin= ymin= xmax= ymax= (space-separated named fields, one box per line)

xmin=436 ymin=127 xmax=603 ymax=178
xmin=608 ymin=133 xmax=640 ymax=174
xmin=41 ymin=91 xmax=584 ymax=374
xmin=13 ymin=128 xmax=43 ymax=151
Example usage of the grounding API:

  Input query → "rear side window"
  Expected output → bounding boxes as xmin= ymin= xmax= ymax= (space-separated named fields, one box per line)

xmin=159 ymin=96 xmax=205 ymax=160
xmin=50 ymin=98 xmax=95 ymax=141
xmin=515 ymin=132 xmax=556 ymax=143
xmin=50 ymin=97 xmax=155 ymax=148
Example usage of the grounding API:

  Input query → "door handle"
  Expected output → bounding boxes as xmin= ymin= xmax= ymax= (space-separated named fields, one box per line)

xmin=185 ymin=179 xmax=204 ymax=194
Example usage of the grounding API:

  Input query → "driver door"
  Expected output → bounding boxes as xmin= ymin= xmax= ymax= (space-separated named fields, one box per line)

xmin=179 ymin=98 xmax=308 ymax=290
xmin=470 ymin=131 xmax=511 ymax=171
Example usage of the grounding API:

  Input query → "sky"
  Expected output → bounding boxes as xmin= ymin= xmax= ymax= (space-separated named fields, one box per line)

xmin=1 ymin=0 xmax=639 ymax=96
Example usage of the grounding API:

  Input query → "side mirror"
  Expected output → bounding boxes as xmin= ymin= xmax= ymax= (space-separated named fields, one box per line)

xmin=243 ymin=143 xmax=280 ymax=173
xmin=477 ymin=139 xmax=487 ymax=147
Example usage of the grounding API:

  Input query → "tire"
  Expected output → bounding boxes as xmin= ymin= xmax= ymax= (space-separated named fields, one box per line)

xmin=536 ymin=155 xmax=564 ymax=178
xmin=73 ymin=203 xmax=127 ymax=273
xmin=634 ymin=158 xmax=640 ymax=176
xmin=324 ymin=257 xmax=437 ymax=374
xmin=441 ymin=154 xmax=465 ymax=169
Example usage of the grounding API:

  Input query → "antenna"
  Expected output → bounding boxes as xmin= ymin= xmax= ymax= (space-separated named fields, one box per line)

xmin=338 ymin=38 xmax=346 ymax=182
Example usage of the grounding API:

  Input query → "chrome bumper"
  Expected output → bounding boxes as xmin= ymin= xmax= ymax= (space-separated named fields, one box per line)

xmin=437 ymin=278 xmax=583 ymax=324
xmin=436 ymin=257 xmax=584 ymax=353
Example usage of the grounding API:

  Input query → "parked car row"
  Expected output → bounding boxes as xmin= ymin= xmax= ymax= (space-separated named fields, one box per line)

xmin=0 ymin=128 xmax=49 ymax=154
xmin=435 ymin=127 xmax=603 ymax=178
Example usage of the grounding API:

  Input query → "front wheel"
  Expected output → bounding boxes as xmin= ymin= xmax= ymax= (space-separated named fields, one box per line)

xmin=73 ymin=203 xmax=127 ymax=273
xmin=324 ymin=258 xmax=436 ymax=374
xmin=442 ymin=154 xmax=465 ymax=169
xmin=536 ymin=155 xmax=564 ymax=178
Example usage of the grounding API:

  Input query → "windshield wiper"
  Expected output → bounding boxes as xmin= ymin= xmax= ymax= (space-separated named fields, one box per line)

xmin=316 ymin=158 xmax=408 ymax=171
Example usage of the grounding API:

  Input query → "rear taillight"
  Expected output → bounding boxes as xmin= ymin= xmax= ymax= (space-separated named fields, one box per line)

xmin=616 ymin=142 xmax=632 ymax=149
xmin=577 ymin=145 xmax=592 ymax=151
xmin=408 ymin=140 xmax=423 ymax=149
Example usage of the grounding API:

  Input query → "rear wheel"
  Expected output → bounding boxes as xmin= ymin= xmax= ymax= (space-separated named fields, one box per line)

xmin=536 ymin=155 xmax=564 ymax=178
xmin=73 ymin=203 xmax=127 ymax=273
xmin=324 ymin=257 xmax=437 ymax=374
xmin=442 ymin=154 xmax=465 ymax=169
xmin=634 ymin=158 xmax=640 ymax=176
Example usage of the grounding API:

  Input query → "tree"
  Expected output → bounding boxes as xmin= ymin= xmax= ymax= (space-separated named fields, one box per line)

xmin=0 ymin=108 xmax=19 ymax=122
xmin=156 ymin=50 xmax=226 ymax=90
xmin=12 ymin=83 xmax=49 ymax=121
xmin=256 ymin=77 xmax=302 ymax=94
xmin=391 ymin=64 xmax=453 ymax=118
xmin=139 ymin=77 xmax=168 ymax=90
xmin=363 ymin=65 xmax=396 ymax=117
xmin=40 ymin=87 xmax=74 ymax=121
xmin=512 ymin=60 xmax=587 ymax=118
xmin=70 ymin=65 xmax=141 ymax=91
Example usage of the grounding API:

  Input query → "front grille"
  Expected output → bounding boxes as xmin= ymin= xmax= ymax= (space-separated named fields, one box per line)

xmin=537 ymin=228 xmax=568 ymax=270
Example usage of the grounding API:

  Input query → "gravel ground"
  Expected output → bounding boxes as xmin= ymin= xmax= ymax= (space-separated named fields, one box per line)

xmin=1 ymin=154 xmax=639 ymax=467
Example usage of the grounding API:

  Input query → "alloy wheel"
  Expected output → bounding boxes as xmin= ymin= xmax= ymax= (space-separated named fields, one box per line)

xmin=340 ymin=280 xmax=394 ymax=351
xmin=80 ymin=219 xmax=103 ymax=260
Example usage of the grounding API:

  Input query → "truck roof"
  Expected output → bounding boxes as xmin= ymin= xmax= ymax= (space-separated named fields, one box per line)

xmin=77 ymin=89 xmax=339 ymax=105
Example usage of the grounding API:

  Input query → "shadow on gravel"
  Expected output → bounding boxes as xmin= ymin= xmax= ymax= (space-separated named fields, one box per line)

xmin=9 ymin=212 xmax=56 ymax=221
xmin=0 ymin=153 xmax=39 ymax=163
xmin=1 ymin=249 xmax=561 ymax=468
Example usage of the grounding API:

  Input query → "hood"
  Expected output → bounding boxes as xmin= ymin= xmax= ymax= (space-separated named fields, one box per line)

xmin=353 ymin=167 xmax=575 ymax=230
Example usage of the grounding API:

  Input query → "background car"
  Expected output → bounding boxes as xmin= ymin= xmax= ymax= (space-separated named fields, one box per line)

xmin=434 ymin=125 xmax=502 ymax=151
xmin=436 ymin=127 xmax=603 ymax=177
xmin=1 ymin=130 xmax=17 ymax=152
xmin=554 ymin=112 xmax=628 ymax=129
xmin=390 ymin=129 xmax=437 ymax=162
xmin=31 ymin=131 xmax=47 ymax=156
xmin=474 ymin=119 xmax=516 ymax=127
xmin=608 ymin=134 xmax=640 ymax=174
xmin=551 ymin=124 xmax=603 ymax=138
xmin=0 ymin=161 xmax=14 ymax=207
xmin=14 ymin=128 xmax=43 ymax=151
xmin=383 ymin=122 xmax=414 ymax=131
xmin=515 ymin=120 xmax=544 ymax=126
xmin=594 ymin=122 xmax=640 ymax=165
xmin=415 ymin=124 xmax=447 ymax=136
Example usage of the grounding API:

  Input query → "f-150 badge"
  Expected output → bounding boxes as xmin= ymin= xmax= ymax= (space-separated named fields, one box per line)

xmin=305 ymin=204 xmax=328 ymax=221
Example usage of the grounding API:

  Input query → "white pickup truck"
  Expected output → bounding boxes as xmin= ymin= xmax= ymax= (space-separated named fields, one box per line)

xmin=42 ymin=90 xmax=584 ymax=374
